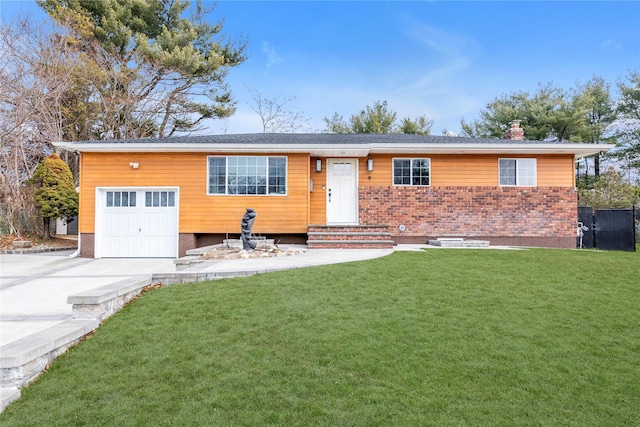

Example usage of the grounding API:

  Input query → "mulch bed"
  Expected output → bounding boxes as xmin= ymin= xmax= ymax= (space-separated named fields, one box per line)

xmin=200 ymin=245 xmax=306 ymax=260
xmin=0 ymin=234 xmax=78 ymax=253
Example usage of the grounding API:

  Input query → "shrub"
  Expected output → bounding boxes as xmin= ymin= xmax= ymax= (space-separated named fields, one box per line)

xmin=30 ymin=153 xmax=78 ymax=238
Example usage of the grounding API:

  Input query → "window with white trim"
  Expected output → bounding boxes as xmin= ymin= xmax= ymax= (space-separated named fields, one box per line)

xmin=499 ymin=158 xmax=536 ymax=186
xmin=393 ymin=158 xmax=430 ymax=186
xmin=207 ymin=156 xmax=287 ymax=195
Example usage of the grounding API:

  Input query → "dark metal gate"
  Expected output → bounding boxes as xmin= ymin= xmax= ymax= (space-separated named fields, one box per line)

xmin=595 ymin=208 xmax=636 ymax=251
xmin=577 ymin=207 xmax=594 ymax=249
xmin=578 ymin=207 xmax=636 ymax=252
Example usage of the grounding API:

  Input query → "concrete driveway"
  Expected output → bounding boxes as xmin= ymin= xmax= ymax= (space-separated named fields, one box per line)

xmin=0 ymin=251 xmax=175 ymax=347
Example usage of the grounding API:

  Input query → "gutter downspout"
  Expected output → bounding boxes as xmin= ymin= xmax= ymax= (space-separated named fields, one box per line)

xmin=69 ymin=153 xmax=81 ymax=259
xmin=69 ymin=233 xmax=80 ymax=258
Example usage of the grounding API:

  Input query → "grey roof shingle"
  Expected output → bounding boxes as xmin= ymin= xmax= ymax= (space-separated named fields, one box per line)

xmin=74 ymin=133 xmax=565 ymax=145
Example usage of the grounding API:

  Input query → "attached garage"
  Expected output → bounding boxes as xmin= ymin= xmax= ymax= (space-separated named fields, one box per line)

xmin=95 ymin=188 xmax=178 ymax=258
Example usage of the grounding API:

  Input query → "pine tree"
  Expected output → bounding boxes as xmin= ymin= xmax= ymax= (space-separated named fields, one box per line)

xmin=614 ymin=71 xmax=640 ymax=183
xmin=36 ymin=0 xmax=247 ymax=138
xmin=324 ymin=101 xmax=433 ymax=135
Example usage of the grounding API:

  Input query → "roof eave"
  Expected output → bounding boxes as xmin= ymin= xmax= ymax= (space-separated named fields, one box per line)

xmin=52 ymin=142 xmax=372 ymax=157
xmin=369 ymin=143 xmax=615 ymax=158
xmin=52 ymin=141 xmax=614 ymax=158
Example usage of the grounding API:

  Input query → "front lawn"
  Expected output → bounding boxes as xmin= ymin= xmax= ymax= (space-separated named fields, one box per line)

xmin=1 ymin=249 xmax=639 ymax=426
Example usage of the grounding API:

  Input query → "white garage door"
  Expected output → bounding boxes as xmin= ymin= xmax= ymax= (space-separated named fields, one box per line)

xmin=97 ymin=188 xmax=178 ymax=258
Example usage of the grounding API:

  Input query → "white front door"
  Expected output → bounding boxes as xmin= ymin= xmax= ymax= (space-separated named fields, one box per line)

xmin=97 ymin=188 xmax=178 ymax=258
xmin=326 ymin=159 xmax=358 ymax=224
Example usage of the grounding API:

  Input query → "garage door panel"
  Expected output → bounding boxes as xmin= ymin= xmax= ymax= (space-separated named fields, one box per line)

xmin=103 ymin=208 xmax=138 ymax=257
xmin=99 ymin=189 xmax=178 ymax=258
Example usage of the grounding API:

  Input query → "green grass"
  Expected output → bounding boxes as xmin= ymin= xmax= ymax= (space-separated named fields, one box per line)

xmin=2 ymin=249 xmax=639 ymax=426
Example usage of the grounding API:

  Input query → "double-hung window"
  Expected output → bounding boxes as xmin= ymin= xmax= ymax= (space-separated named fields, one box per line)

xmin=499 ymin=158 xmax=536 ymax=186
xmin=208 ymin=156 xmax=287 ymax=195
xmin=393 ymin=158 xmax=430 ymax=186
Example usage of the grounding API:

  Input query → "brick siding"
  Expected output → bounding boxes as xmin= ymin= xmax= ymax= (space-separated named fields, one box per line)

xmin=359 ymin=186 xmax=577 ymax=239
xmin=307 ymin=225 xmax=394 ymax=249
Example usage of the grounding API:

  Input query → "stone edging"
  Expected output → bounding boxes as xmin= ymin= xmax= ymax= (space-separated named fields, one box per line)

xmin=0 ymin=246 xmax=77 ymax=255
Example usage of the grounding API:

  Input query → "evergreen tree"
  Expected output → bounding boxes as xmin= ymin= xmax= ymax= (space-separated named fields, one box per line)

xmin=459 ymin=83 xmax=574 ymax=141
xmin=37 ymin=0 xmax=247 ymax=138
xmin=578 ymin=167 xmax=639 ymax=209
xmin=397 ymin=115 xmax=434 ymax=135
xmin=571 ymin=76 xmax=616 ymax=178
xmin=31 ymin=153 xmax=78 ymax=239
xmin=324 ymin=101 xmax=433 ymax=135
xmin=614 ymin=71 xmax=640 ymax=183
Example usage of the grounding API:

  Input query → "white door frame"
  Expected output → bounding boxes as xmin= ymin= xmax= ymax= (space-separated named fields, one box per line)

xmin=326 ymin=158 xmax=358 ymax=224
xmin=94 ymin=187 xmax=179 ymax=258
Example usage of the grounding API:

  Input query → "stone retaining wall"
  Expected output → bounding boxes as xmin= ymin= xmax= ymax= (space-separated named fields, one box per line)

xmin=0 ymin=320 xmax=98 ymax=389
xmin=68 ymin=277 xmax=153 ymax=321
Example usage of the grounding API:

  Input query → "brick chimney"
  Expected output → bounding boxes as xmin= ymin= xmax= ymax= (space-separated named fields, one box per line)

xmin=504 ymin=120 xmax=525 ymax=140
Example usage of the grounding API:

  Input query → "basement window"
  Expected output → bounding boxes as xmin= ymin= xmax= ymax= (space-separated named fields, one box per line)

xmin=207 ymin=156 xmax=287 ymax=195
xmin=393 ymin=158 xmax=430 ymax=186
xmin=499 ymin=158 xmax=537 ymax=186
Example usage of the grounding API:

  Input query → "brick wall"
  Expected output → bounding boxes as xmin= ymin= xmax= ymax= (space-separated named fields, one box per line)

xmin=359 ymin=186 xmax=577 ymax=244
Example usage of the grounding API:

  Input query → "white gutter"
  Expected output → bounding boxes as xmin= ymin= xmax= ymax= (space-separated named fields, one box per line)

xmin=52 ymin=141 xmax=615 ymax=158
xmin=52 ymin=142 xmax=369 ymax=154
xmin=369 ymin=143 xmax=615 ymax=158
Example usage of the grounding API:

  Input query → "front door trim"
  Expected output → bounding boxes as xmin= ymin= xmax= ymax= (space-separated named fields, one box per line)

xmin=326 ymin=158 xmax=358 ymax=224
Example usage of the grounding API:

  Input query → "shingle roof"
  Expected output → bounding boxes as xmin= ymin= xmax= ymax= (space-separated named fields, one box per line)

xmin=74 ymin=132 xmax=562 ymax=145
xmin=53 ymin=132 xmax=614 ymax=158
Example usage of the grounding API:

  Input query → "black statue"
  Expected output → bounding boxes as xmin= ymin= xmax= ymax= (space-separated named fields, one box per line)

xmin=240 ymin=208 xmax=257 ymax=250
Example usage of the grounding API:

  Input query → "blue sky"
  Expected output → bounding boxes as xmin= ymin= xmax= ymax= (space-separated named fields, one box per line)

xmin=2 ymin=1 xmax=639 ymax=135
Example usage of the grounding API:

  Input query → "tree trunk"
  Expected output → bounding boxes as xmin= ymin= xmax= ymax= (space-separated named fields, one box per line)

xmin=594 ymin=153 xmax=601 ymax=177
xmin=43 ymin=217 xmax=51 ymax=239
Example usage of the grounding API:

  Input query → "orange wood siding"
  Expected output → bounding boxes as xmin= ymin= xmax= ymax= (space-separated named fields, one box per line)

xmin=358 ymin=156 xmax=391 ymax=187
xmin=309 ymin=158 xmax=327 ymax=225
xmin=79 ymin=153 xmax=310 ymax=234
xmin=79 ymin=152 xmax=574 ymax=233
xmin=536 ymin=155 xmax=575 ymax=187
xmin=358 ymin=154 xmax=575 ymax=187
xmin=431 ymin=155 xmax=498 ymax=186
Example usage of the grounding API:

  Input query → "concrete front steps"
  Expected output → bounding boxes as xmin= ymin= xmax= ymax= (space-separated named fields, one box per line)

xmin=307 ymin=225 xmax=394 ymax=249
xmin=428 ymin=238 xmax=490 ymax=248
